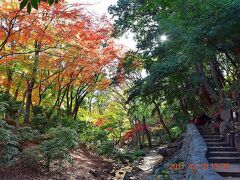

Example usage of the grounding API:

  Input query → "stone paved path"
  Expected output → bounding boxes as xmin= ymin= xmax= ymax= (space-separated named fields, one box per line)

xmin=115 ymin=149 xmax=163 ymax=180
xmin=137 ymin=149 xmax=163 ymax=172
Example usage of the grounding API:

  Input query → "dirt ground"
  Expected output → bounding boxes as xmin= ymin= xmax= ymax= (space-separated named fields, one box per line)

xmin=0 ymin=146 xmax=117 ymax=180
xmin=0 ymin=145 xmax=165 ymax=180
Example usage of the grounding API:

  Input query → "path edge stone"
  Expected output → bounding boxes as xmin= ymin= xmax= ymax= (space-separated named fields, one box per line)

xmin=179 ymin=124 xmax=224 ymax=180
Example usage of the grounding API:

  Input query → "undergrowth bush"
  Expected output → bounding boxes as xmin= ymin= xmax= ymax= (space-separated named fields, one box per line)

xmin=1 ymin=120 xmax=78 ymax=171
xmin=96 ymin=140 xmax=115 ymax=155
xmin=0 ymin=121 xmax=40 ymax=166
xmin=80 ymin=125 xmax=109 ymax=144
xmin=170 ymin=126 xmax=182 ymax=140
xmin=0 ymin=121 xmax=20 ymax=166
xmin=0 ymin=93 xmax=21 ymax=120
xmin=16 ymin=127 xmax=40 ymax=143
xmin=32 ymin=107 xmax=89 ymax=135
xmin=119 ymin=149 xmax=146 ymax=163
xmin=23 ymin=127 xmax=78 ymax=170
xmin=31 ymin=106 xmax=58 ymax=133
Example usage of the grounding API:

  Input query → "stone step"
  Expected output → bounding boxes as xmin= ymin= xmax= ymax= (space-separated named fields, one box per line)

xmin=199 ymin=129 xmax=214 ymax=131
xmin=199 ymin=129 xmax=214 ymax=132
xmin=215 ymin=163 xmax=240 ymax=177
xmin=206 ymin=142 xmax=230 ymax=147
xmin=198 ymin=129 xmax=214 ymax=133
xmin=202 ymin=135 xmax=224 ymax=138
xmin=201 ymin=134 xmax=224 ymax=139
xmin=204 ymin=138 xmax=224 ymax=142
xmin=199 ymin=131 xmax=219 ymax=135
xmin=208 ymin=147 xmax=237 ymax=152
xmin=198 ymin=126 xmax=213 ymax=129
xmin=208 ymin=157 xmax=240 ymax=163
xmin=200 ymin=133 xmax=216 ymax=135
xmin=207 ymin=151 xmax=240 ymax=157
xmin=198 ymin=127 xmax=240 ymax=179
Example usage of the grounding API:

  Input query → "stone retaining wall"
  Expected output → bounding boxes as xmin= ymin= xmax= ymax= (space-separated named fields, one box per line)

xmin=180 ymin=124 xmax=223 ymax=180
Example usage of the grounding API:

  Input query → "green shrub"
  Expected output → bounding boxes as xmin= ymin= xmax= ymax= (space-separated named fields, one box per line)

xmin=32 ymin=108 xmax=88 ymax=134
xmin=39 ymin=127 xmax=78 ymax=170
xmin=1 ymin=144 xmax=20 ymax=166
xmin=21 ymin=147 xmax=42 ymax=168
xmin=0 ymin=93 xmax=21 ymax=119
xmin=16 ymin=127 xmax=40 ymax=143
xmin=160 ymin=169 xmax=170 ymax=180
xmin=31 ymin=106 xmax=58 ymax=133
xmin=31 ymin=114 xmax=50 ymax=133
xmin=0 ymin=121 xmax=41 ymax=166
xmin=0 ymin=102 xmax=7 ymax=118
xmin=132 ymin=149 xmax=146 ymax=157
xmin=120 ymin=149 xmax=146 ymax=163
xmin=80 ymin=125 xmax=108 ymax=144
xmin=96 ymin=141 xmax=115 ymax=155
xmin=172 ymin=111 xmax=188 ymax=131
xmin=0 ymin=120 xmax=20 ymax=166
xmin=60 ymin=116 xmax=76 ymax=128
xmin=21 ymin=127 xmax=78 ymax=170
xmin=0 ymin=120 xmax=15 ymax=131
xmin=155 ymin=128 xmax=171 ymax=143
xmin=60 ymin=116 xmax=89 ymax=135
xmin=170 ymin=126 xmax=182 ymax=139
xmin=1 ymin=120 xmax=78 ymax=171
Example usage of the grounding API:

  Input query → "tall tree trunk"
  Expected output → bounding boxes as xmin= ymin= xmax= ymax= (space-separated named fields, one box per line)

xmin=142 ymin=116 xmax=152 ymax=148
xmin=89 ymin=97 xmax=93 ymax=114
xmin=14 ymin=88 xmax=19 ymax=101
xmin=69 ymin=86 xmax=74 ymax=115
xmin=199 ymin=83 xmax=213 ymax=108
xmin=24 ymin=41 xmax=40 ymax=124
xmin=72 ymin=92 xmax=88 ymax=119
xmin=134 ymin=118 xmax=143 ymax=149
xmin=47 ymin=86 xmax=62 ymax=119
xmin=209 ymin=57 xmax=224 ymax=99
xmin=24 ymin=81 xmax=34 ymax=124
xmin=66 ymin=84 xmax=71 ymax=115
xmin=194 ymin=62 xmax=219 ymax=102
xmin=179 ymin=98 xmax=190 ymax=117
xmin=153 ymin=100 xmax=173 ymax=141
xmin=16 ymin=90 xmax=27 ymax=128
xmin=14 ymin=74 xmax=24 ymax=100
xmin=5 ymin=68 xmax=13 ymax=93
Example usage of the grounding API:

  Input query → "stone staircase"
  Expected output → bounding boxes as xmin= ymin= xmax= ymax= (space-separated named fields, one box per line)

xmin=198 ymin=126 xmax=240 ymax=179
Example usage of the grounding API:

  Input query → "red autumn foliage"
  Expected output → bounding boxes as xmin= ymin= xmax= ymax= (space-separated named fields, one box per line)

xmin=123 ymin=123 xmax=149 ymax=140
xmin=94 ymin=118 xmax=106 ymax=127
xmin=106 ymin=127 xmax=113 ymax=131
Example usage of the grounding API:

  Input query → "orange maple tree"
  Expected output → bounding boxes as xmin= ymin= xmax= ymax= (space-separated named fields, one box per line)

xmin=0 ymin=1 xmax=124 ymax=124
